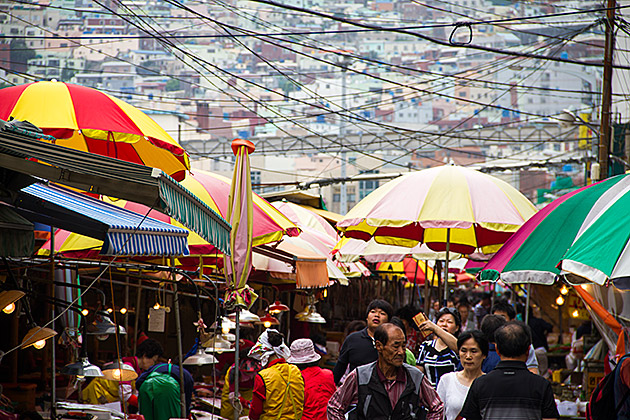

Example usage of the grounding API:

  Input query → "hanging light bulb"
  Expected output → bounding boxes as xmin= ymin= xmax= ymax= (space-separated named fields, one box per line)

xmin=21 ymin=325 xmax=56 ymax=349
xmin=257 ymin=314 xmax=279 ymax=329
xmin=323 ymin=289 xmax=328 ymax=298
xmin=153 ymin=302 xmax=160 ymax=310
xmin=228 ymin=309 xmax=260 ymax=323
xmin=571 ymin=309 xmax=579 ymax=318
xmin=102 ymin=360 xmax=137 ymax=381
xmin=106 ymin=308 xmax=113 ymax=314
xmin=81 ymin=309 xmax=89 ymax=316
xmin=0 ymin=290 xmax=24 ymax=315
xmin=267 ymin=300 xmax=289 ymax=315
xmin=560 ymin=285 xmax=569 ymax=295
xmin=211 ymin=317 xmax=236 ymax=334
xmin=120 ymin=307 xmax=127 ymax=315
xmin=556 ymin=296 xmax=565 ymax=306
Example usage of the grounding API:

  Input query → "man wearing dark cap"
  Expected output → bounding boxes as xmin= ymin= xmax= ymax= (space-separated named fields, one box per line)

xmin=458 ymin=321 xmax=559 ymax=420
xmin=333 ymin=299 xmax=393 ymax=385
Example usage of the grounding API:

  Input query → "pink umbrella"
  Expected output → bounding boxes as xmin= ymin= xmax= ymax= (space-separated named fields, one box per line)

xmin=272 ymin=201 xmax=369 ymax=277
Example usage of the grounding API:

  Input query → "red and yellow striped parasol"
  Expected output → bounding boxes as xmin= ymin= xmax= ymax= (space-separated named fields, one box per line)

xmin=0 ymin=81 xmax=190 ymax=180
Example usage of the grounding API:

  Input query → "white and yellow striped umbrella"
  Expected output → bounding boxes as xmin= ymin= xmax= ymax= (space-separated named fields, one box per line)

xmin=338 ymin=165 xmax=536 ymax=255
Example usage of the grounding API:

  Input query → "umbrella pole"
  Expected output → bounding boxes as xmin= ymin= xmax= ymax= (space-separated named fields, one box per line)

xmin=412 ymin=259 xmax=419 ymax=306
xmin=172 ymin=265 xmax=186 ymax=418
xmin=443 ymin=228 xmax=451 ymax=306
xmin=525 ymin=283 xmax=531 ymax=324
xmin=424 ymin=261 xmax=430 ymax=314
xmin=50 ymin=226 xmax=56 ymax=419
xmin=133 ymin=278 xmax=142 ymax=356
xmin=234 ymin=306 xmax=241 ymax=420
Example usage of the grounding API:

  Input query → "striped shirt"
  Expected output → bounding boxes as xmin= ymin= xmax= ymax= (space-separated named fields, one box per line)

xmin=416 ymin=339 xmax=459 ymax=387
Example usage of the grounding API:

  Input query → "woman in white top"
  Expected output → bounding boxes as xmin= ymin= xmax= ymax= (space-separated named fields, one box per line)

xmin=436 ymin=330 xmax=488 ymax=420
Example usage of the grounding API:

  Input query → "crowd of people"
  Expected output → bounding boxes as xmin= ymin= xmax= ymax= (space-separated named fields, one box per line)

xmin=220 ymin=294 xmax=560 ymax=420
xmin=80 ymin=293 xmax=561 ymax=420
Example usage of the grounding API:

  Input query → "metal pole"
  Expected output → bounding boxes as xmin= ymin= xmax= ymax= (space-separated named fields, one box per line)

xmin=443 ymin=228 xmax=451 ymax=306
xmin=339 ymin=59 xmax=348 ymax=215
xmin=599 ymin=0 xmax=616 ymax=180
xmin=411 ymin=259 xmax=419 ymax=306
xmin=124 ymin=269 xmax=129 ymax=354
xmin=133 ymin=278 xmax=142 ymax=357
xmin=172 ymin=279 xmax=186 ymax=417
xmin=50 ymin=226 xmax=56 ymax=419
xmin=424 ymin=261 xmax=430 ymax=314
xmin=525 ymin=283 xmax=531 ymax=324
xmin=234 ymin=307 xmax=241 ymax=420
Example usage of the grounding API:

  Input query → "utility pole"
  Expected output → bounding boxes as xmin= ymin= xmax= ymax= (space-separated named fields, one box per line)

xmin=339 ymin=58 xmax=350 ymax=214
xmin=599 ymin=0 xmax=616 ymax=180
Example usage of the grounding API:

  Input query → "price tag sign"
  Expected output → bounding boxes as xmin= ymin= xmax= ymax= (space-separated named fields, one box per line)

xmin=148 ymin=307 xmax=167 ymax=332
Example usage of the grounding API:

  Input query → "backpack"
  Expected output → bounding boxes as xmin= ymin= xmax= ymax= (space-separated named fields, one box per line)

xmin=587 ymin=354 xmax=630 ymax=420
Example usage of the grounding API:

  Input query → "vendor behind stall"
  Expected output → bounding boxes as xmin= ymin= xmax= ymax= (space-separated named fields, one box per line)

xmin=136 ymin=362 xmax=194 ymax=420
xmin=220 ymin=341 xmax=261 ymax=419
xmin=81 ymin=336 xmax=164 ymax=408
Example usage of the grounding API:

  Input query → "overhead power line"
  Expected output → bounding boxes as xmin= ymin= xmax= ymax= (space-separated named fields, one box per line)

xmin=247 ymin=0 xmax=630 ymax=70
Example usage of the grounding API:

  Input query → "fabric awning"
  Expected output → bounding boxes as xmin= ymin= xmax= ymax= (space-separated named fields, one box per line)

xmin=0 ymin=120 xmax=230 ymax=254
xmin=17 ymin=183 xmax=189 ymax=256
xmin=0 ymin=204 xmax=34 ymax=257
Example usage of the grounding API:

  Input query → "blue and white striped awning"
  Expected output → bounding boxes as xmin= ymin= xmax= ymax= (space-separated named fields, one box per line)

xmin=17 ymin=183 xmax=189 ymax=257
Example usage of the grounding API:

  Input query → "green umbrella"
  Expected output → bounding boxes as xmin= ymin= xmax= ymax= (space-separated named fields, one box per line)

xmin=479 ymin=173 xmax=630 ymax=285
xmin=560 ymin=177 xmax=630 ymax=287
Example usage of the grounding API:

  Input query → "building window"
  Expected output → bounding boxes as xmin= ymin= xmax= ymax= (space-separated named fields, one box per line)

xmin=251 ymin=170 xmax=261 ymax=193
xmin=333 ymin=193 xmax=340 ymax=202
xmin=359 ymin=170 xmax=379 ymax=199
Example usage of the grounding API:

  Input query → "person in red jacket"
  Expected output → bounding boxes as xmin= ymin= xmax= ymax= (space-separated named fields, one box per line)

xmin=287 ymin=338 xmax=336 ymax=420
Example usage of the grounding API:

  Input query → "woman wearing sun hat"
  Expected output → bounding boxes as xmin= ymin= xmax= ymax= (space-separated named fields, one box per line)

xmin=288 ymin=338 xmax=336 ymax=420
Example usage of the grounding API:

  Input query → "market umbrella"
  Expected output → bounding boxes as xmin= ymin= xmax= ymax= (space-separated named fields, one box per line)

xmin=39 ymin=168 xmax=298 ymax=257
xmin=252 ymin=235 xmax=349 ymax=286
xmin=271 ymin=201 xmax=368 ymax=277
xmin=338 ymin=164 xmax=537 ymax=302
xmin=272 ymin=201 xmax=338 ymax=238
xmin=223 ymin=139 xmax=257 ymax=420
xmin=559 ymin=176 xmax=630 ymax=288
xmin=332 ymin=236 xmax=460 ymax=263
xmin=0 ymin=81 xmax=190 ymax=180
xmin=376 ymin=258 xmax=435 ymax=285
xmin=478 ymin=174 xmax=630 ymax=286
